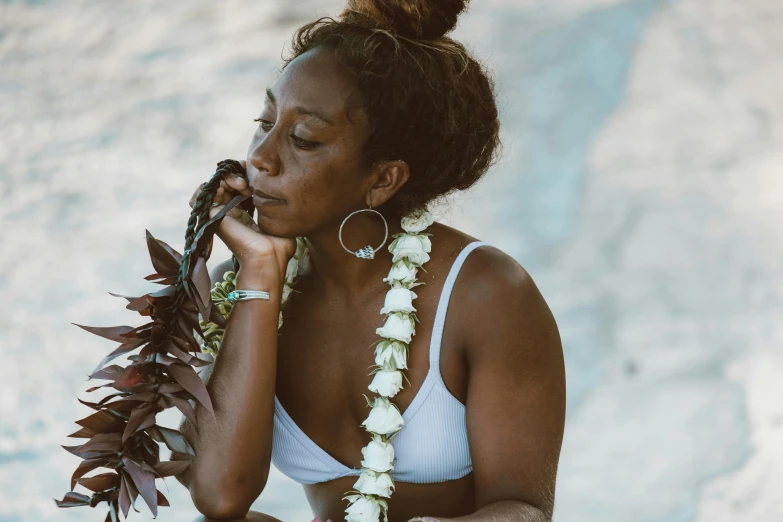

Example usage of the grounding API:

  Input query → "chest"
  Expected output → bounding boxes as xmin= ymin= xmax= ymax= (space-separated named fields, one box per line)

xmin=273 ymin=268 xmax=467 ymax=469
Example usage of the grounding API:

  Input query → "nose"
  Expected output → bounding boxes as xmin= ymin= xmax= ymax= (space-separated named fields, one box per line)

xmin=247 ymin=131 xmax=281 ymax=178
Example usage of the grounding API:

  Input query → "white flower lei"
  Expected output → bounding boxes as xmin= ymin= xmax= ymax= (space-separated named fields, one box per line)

xmin=198 ymin=209 xmax=435 ymax=522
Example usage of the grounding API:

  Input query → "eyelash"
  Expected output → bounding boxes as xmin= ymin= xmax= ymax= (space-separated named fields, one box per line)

xmin=253 ymin=118 xmax=319 ymax=150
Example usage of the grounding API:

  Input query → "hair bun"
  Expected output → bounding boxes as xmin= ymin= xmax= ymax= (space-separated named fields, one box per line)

xmin=343 ymin=0 xmax=468 ymax=39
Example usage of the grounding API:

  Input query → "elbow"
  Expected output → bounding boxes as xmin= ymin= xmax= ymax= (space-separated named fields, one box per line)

xmin=190 ymin=472 xmax=268 ymax=520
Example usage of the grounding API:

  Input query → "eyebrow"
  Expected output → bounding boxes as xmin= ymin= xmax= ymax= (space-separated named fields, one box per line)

xmin=266 ymin=88 xmax=334 ymax=125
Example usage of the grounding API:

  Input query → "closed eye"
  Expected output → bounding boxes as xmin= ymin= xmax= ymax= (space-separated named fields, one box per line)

xmin=290 ymin=134 xmax=319 ymax=150
xmin=253 ymin=117 xmax=274 ymax=132
xmin=253 ymin=118 xmax=320 ymax=150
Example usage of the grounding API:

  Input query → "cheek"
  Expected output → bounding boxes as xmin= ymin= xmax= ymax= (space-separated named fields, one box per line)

xmin=292 ymin=165 xmax=354 ymax=221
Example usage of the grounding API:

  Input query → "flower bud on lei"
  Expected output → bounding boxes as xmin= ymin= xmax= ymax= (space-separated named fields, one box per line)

xmin=368 ymin=369 xmax=404 ymax=397
xmin=374 ymin=340 xmax=408 ymax=370
xmin=353 ymin=469 xmax=395 ymax=497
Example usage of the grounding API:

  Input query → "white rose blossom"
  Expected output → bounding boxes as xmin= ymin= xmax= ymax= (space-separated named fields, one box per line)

xmin=374 ymin=341 xmax=408 ymax=370
xmin=383 ymin=259 xmax=418 ymax=285
xmin=361 ymin=397 xmax=405 ymax=435
xmin=375 ymin=313 xmax=415 ymax=343
xmin=368 ymin=369 xmax=404 ymax=398
xmin=284 ymin=256 xmax=298 ymax=285
xmin=390 ymin=235 xmax=431 ymax=265
xmin=379 ymin=287 xmax=417 ymax=315
xmin=353 ymin=469 xmax=395 ymax=497
xmin=360 ymin=436 xmax=396 ymax=472
xmin=344 ymin=495 xmax=383 ymax=522
xmin=400 ymin=209 xmax=434 ymax=233
xmin=419 ymin=234 xmax=432 ymax=253
xmin=294 ymin=237 xmax=308 ymax=260
xmin=281 ymin=284 xmax=293 ymax=303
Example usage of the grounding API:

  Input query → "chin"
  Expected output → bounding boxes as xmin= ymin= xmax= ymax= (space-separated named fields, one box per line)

xmin=255 ymin=213 xmax=299 ymax=239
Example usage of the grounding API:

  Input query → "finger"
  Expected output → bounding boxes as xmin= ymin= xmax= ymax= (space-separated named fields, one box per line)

xmin=208 ymin=207 xmax=261 ymax=255
xmin=189 ymin=183 xmax=206 ymax=209
xmin=224 ymin=173 xmax=249 ymax=195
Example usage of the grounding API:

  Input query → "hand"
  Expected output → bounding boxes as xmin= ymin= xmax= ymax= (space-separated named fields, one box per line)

xmin=189 ymin=160 xmax=296 ymax=276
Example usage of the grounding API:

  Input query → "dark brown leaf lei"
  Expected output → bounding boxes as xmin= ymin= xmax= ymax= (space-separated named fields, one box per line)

xmin=55 ymin=159 xmax=252 ymax=520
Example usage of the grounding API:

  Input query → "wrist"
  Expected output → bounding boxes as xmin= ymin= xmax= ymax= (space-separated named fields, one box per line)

xmin=235 ymin=264 xmax=284 ymax=292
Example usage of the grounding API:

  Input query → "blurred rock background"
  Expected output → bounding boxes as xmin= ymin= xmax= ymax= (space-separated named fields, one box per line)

xmin=1 ymin=0 xmax=781 ymax=521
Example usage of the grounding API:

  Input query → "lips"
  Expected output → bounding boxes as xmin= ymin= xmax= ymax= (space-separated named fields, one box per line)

xmin=253 ymin=188 xmax=283 ymax=202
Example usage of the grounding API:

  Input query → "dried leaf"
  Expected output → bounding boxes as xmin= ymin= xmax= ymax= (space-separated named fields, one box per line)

xmin=165 ymin=338 xmax=203 ymax=366
xmin=89 ymin=365 xmax=125 ymax=381
xmin=122 ymin=457 xmax=158 ymax=517
xmin=157 ymin=489 xmax=170 ymax=507
xmin=79 ymin=433 xmax=122 ymax=454
xmin=61 ymin=444 xmax=108 ymax=460
xmin=122 ymin=404 xmax=154 ymax=442
xmin=152 ymin=460 xmax=191 ymax=478
xmin=122 ymin=470 xmax=141 ymax=512
xmin=75 ymin=410 xmax=126 ymax=433
xmin=158 ymin=383 xmax=183 ymax=394
xmin=146 ymin=230 xmax=182 ymax=276
xmin=168 ymin=363 xmax=214 ymax=414
xmin=76 ymin=472 xmax=120 ymax=493
xmin=120 ymin=392 xmax=156 ymax=403
xmin=54 ymin=491 xmax=92 ymax=508
xmin=67 ymin=427 xmax=97 ymax=438
xmin=174 ymin=317 xmax=200 ymax=352
xmin=122 ymin=293 xmax=155 ymax=313
xmin=70 ymin=458 xmax=109 ymax=490
xmin=166 ymin=394 xmax=197 ymax=427
xmin=152 ymin=426 xmax=195 ymax=456
xmin=92 ymin=341 xmax=145 ymax=375
xmin=118 ymin=475 xmax=131 ymax=518
xmin=73 ymin=324 xmax=136 ymax=343
xmin=190 ymin=256 xmax=212 ymax=320
xmin=112 ymin=365 xmax=145 ymax=389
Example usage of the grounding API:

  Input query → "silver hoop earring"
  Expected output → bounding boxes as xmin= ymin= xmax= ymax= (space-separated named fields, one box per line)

xmin=338 ymin=207 xmax=389 ymax=259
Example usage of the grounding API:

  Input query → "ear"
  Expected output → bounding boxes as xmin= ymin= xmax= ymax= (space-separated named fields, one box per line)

xmin=366 ymin=160 xmax=410 ymax=208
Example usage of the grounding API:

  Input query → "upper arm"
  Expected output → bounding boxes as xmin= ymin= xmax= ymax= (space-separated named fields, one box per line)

xmin=459 ymin=247 xmax=565 ymax=517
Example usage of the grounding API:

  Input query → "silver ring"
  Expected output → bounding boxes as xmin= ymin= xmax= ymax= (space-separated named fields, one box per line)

xmin=211 ymin=202 xmax=220 ymax=207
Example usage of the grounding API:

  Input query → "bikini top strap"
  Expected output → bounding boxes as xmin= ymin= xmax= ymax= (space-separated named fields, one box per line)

xmin=428 ymin=241 xmax=490 ymax=375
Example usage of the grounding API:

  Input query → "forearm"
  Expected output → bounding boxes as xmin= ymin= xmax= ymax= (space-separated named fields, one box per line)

xmin=176 ymin=266 xmax=283 ymax=515
xmin=413 ymin=500 xmax=550 ymax=522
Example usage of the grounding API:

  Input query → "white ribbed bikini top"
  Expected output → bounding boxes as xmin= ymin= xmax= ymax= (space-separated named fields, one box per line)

xmin=271 ymin=240 xmax=489 ymax=484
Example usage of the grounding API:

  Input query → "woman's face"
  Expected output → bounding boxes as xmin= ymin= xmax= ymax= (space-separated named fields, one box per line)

xmin=246 ymin=47 xmax=373 ymax=238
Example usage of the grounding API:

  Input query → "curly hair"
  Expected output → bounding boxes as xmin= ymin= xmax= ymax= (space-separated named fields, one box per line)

xmin=283 ymin=0 xmax=501 ymax=215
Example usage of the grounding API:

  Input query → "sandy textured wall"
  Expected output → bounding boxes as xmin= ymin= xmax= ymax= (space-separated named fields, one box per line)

xmin=1 ymin=0 xmax=782 ymax=521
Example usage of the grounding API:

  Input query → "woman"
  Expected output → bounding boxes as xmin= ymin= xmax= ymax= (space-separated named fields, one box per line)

xmin=176 ymin=1 xmax=565 ymax=521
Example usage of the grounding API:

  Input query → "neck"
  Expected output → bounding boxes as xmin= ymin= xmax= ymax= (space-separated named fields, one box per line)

xmin=305 ymin=208 xmax=402 ymax=295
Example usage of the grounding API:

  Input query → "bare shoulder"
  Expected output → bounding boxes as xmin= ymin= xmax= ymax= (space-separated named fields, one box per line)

xmin=451 ymin=240 xmax=563 ymax=363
